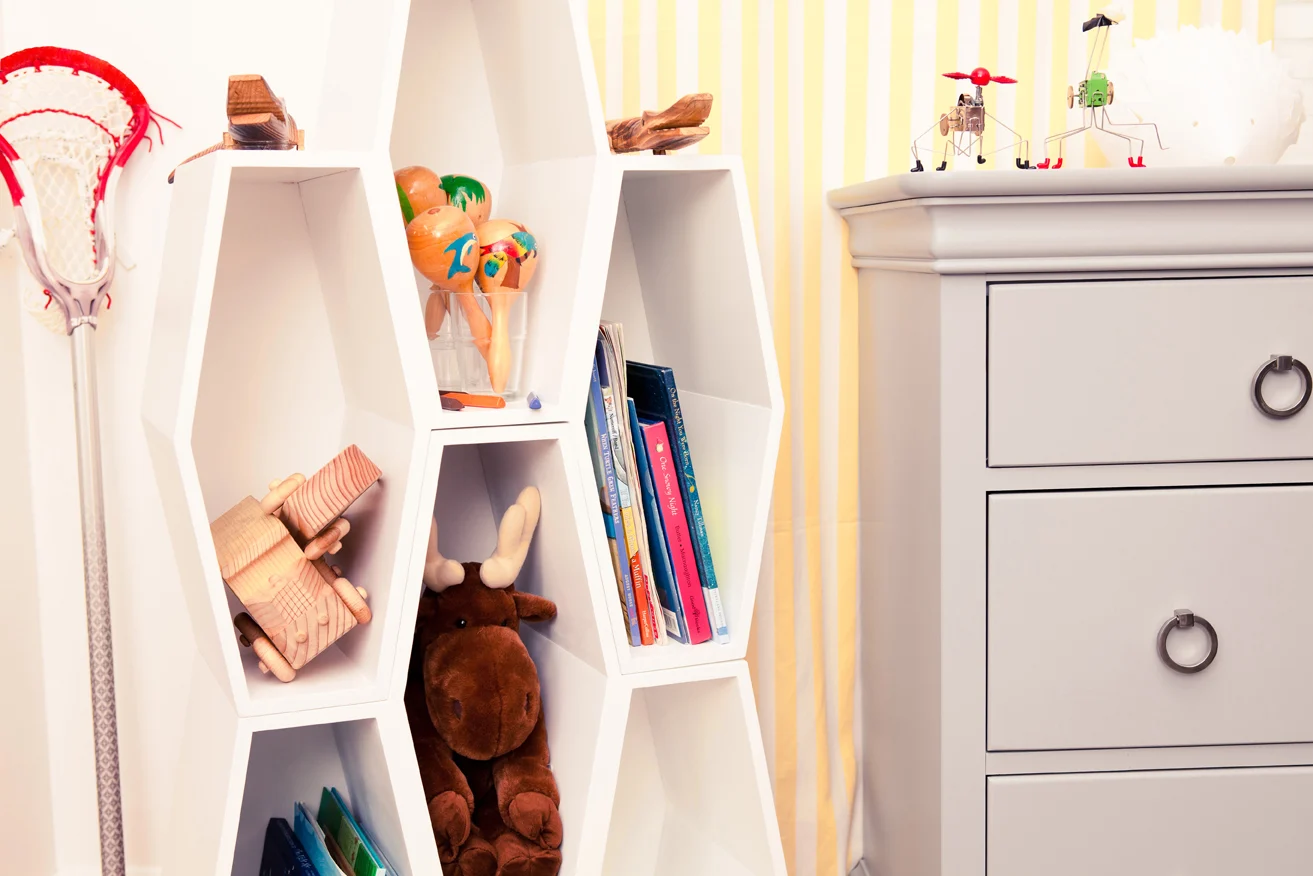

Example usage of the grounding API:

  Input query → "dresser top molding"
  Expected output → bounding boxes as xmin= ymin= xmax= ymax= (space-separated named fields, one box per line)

xmin=829 ymin=166 xmax=1313 ymax=275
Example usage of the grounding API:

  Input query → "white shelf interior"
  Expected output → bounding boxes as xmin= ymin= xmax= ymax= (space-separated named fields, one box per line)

xmin=597 ymin=161 xmax=782 ymax=673
xmin=423 ymin=426 xmax=612 ymax=676
xmin=386 ymin=0 xmax=615 ymax=426
xmin=601 ymin=668 xmax=783 ymax=876
xmin=230 ymin=717 xmax=411 ymax=876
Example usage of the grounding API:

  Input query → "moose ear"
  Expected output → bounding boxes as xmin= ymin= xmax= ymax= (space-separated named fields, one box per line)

xmin=511 ymin=590 xmax=557 ymax=623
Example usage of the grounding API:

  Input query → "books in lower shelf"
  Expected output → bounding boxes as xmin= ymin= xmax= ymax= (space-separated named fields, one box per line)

xmin=260 ymin=787 xmax=394 ymax=876
xmin=584 ymin=322 xmax=727 ymax=648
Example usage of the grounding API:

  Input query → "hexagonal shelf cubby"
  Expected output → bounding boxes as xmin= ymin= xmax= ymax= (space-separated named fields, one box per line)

xmin=325 ymin=0 xmax=617 ymax=427
xmin=144 ymin=151 xmax=439 ymax=716
xmin=161 ymin=663 xmax=431 ymax=875
xmin=597 ymin=157 xmax=783 ymax=673
xmin=600 ymin=664 xmax=785 ymax=876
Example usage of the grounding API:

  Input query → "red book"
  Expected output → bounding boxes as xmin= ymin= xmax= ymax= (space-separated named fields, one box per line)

xmin=640 ymin=419 xmax=710 ymax=642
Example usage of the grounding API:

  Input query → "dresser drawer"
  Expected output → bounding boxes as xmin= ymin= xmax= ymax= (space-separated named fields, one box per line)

xmin=988 ymin=486 xmax=1313 ymax=751
xmin=989 ymin=768 xmax=1313 ymax=875
xmin=988 ymin=276 xmax=1313 ymax=466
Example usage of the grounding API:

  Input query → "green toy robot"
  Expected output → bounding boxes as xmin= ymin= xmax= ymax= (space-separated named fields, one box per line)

xmin=1038 ymin=7 xmax=1165 ymax=168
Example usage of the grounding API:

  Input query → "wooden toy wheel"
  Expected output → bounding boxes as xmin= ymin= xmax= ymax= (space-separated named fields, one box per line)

xmin=1067 ymin=86 xmax=1074 ymax=109
xmin=234 ymin=612 xmax=296 ymax=682
xmin=329 ymin=575 xmax=373 ymax=625
xmin=1107 ymin=81 xmax=1114 ymax=105
xmin=260 ymin=473 xmax=306 ymax=515
xmin=939 ymin=114 xmax=950 ymax=136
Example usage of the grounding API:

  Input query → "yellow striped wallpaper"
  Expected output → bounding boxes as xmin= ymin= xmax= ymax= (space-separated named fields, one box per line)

xmin=589 ymin=1 xmax=1276 ymax=873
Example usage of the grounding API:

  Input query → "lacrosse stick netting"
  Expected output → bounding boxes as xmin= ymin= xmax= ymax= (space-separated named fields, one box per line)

xmin=0 ymin=47 xmax=161 ymax=876
xmin=0 ymin=47 xmax=155 ymax=331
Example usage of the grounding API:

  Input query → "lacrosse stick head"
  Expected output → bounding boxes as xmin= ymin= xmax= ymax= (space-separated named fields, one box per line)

xmin=0 ymin=47 xmax=154 ymax=333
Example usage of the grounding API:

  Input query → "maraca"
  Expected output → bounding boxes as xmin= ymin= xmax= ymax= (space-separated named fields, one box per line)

xmin=475 ymin=219 xmax=539 ymax=394
xmin=406 ymin=206 xmax=490 ymax=350
xmin=395 ymin=166 xmax=447 ymax=226
xmin=439 ymin=174 xmax=492 ymax=226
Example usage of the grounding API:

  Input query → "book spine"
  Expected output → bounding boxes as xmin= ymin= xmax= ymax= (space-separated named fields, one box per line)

xmin=664 ymin=380 xmax=728 ymax=642
xmin=283 ymin=822 xmax=317 ymax=876
xmin=602 ymin=385 xmax=655 ymax=645
xmin=592 ymin=359 xmax=641 ymax=646
xmin=619 ymin=394 xmax=666 ymax=646
xmin=643 ymin=420 xmax=713 ymax=644
xmin=631 ymin=401 xmax=687 ymax=643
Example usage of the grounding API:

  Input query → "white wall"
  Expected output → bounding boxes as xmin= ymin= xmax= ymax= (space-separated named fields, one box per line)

xmin=0 ymin=3 xmax=333 ymax=872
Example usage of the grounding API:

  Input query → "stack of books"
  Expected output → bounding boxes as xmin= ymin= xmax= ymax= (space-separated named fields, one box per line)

xmin=259 ymin=787 xmax=394 ymax=876
xmin=585 ymin=322 xmax=728 ymax=647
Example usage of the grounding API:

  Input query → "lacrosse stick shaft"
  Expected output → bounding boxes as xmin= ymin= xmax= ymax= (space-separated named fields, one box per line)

xmin=70 ymin=324 xmax=127 ymax=876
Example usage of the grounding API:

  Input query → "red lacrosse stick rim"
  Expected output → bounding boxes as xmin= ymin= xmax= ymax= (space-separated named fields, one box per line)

xmin=0 ymin=46 xmax=153 ymax=206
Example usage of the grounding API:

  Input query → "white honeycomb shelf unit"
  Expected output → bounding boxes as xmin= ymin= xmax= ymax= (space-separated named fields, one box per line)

xmin=143 ymin=1 xmax=784 ymax=874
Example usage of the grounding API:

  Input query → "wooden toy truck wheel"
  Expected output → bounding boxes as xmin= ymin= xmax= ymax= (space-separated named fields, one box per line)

xmin=329 ymin=575 xmax=373 ymax=625
xmin=1107 ymin=81 xmax=1114 ymax=105
xmin=1067 ymin=85 xmax=1074 ymax=109
xmin=939 ymin=114 xmax=950 ymax=136
xmin=233 ymin=612 xmax=296 ymax=682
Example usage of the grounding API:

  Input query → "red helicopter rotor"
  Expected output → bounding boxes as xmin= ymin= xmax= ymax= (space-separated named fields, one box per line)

xmin=943 ymin=66 xmax=1017 ymax=86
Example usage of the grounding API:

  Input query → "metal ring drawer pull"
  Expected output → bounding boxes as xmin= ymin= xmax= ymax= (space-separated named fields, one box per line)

xmin=1252 ymin=354 xmax=1311 ymax=419
xmin=1156 ymin=609 xmax=1218 ymax=674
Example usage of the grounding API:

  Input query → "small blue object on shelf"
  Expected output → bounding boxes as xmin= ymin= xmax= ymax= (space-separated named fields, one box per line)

xmin=527 ymin=391 xmax=542 ymax=410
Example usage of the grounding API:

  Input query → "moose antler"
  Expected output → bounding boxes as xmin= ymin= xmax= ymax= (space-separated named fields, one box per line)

xmin=480 ymin=486 xmax=541 ymax=589
xmin=424 ymin=518 xmax=466 ymax=592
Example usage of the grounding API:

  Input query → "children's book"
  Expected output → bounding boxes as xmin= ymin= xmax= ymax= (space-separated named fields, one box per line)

xmin=639 ymin=417 xmax=712 ymax=644
xmin=629 ymin=399 xmax=689 ymax=643
xmin=318 ymin=787 xmax=391 ymax=876
xmin=294 ymin=802 xmax=346 ymax=876
xmin=260 ymin=817 xmax=317 ymax=876
xmin=628 ymin=361 xmax=728 ymax=642
xmin=597 ymin=326 xmax=664 ymax=644
xmin=588 ymin=347 xmax=642 ymax=645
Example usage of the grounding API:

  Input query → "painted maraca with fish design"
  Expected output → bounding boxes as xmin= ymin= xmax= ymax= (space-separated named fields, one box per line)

xmin=475 ymin=219 xmax=539 ymax=394
xmin=406 ymin=206 xmax=490 ymax=351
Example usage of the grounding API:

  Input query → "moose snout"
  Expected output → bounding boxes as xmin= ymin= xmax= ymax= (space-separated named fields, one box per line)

xmin=423 ymin=625 xmax=542 ymax=761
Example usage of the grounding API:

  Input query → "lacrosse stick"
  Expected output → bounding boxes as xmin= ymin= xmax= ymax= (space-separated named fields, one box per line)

xmin=0 ymin=46 xmax=166 ymax=876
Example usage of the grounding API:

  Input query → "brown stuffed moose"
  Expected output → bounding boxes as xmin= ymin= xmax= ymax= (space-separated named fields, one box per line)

xmin=406 ymin=486 xmax=563 ymax=876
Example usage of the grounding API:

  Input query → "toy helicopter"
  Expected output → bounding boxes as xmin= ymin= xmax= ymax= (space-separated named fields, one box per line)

xmin=1036 ymin=5 xmax=1167 ymax=168
xmin=911 ymin=66 xmax=1033 ymax=172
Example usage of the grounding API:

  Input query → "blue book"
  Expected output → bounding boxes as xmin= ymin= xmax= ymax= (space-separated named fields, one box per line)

xmin=626 ymin=361 xmax=728 ymax=642
xmin=294 ymin=802 xmax=345 ymax=876
xmin=260 ymin=818 xmax=317 ymax=876
xmin=629 ymin=398 xmax=687 ymax=643
xmin=589 ymin=345 xmax=641 ymax=645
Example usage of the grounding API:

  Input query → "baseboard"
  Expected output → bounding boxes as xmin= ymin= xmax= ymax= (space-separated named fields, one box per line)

xmin=848 ymin=859 xmax=872 ymax=876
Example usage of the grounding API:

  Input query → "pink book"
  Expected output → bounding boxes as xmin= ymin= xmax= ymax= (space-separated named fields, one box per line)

xmin=640 ymin=419 xmax=711 ymax=643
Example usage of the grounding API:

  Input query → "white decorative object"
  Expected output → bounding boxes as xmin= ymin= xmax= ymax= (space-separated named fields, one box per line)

xmin=144 ymin=1 xmax=785 ymax=873
xmin=1105 ymin=25 xmax=1307 ymax=166
xmin=832 ymin=166 xmax=1313 ymax=875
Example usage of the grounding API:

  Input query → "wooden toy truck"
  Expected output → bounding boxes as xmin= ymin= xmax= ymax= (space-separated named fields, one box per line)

xmin=210 ymin=445 xmax=380 ymax=682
